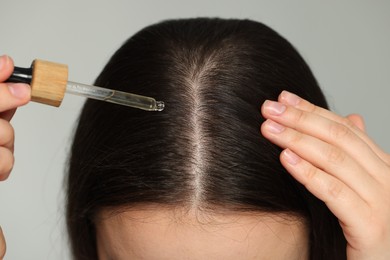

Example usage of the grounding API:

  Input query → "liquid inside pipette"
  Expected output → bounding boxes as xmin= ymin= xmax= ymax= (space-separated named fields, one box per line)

xmin=66 ymin=81 xmax=165 ymax=111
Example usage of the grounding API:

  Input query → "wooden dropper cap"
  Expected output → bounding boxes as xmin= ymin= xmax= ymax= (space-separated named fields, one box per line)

xmin=30 ymin=59 xmax=68 ymax=107
xmin=7 ymin=59 xmax=68 ymax=107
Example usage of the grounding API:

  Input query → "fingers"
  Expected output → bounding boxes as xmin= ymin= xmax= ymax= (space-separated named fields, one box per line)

xmin=0 ymin=55 xmax=31 ymax=113
xmin=0 ymin=118 xmax=15 ymax=180
xmin=280 ymin=149 xmax=370 ymax=229
xmin=0 ymin=147 xmax=14 ymax=181
xmin=0 ymin=55 xmax=14 ymax=82
xmin=261 ymin=91 xmax=390 ymax=257
xmin=0 ymin=83 xmax=31 ymax=113
xmin=261 ymin=99 xmax=388 ymax=181
xmin=0 ymin=226 xmax=5 ymax=260
xmin=0 ymin=119 xmax=15 ymax=151
xmin=261 ymin=118 xmax=379 ymax=202
xmin=0 ymin=119 xmax=15 ymax=180
xmin=278 ymin=90 xmax=390 ymax=164
xmin=0 ymin=55 xmax=28 ymax=181
xmin=280 ymin=147 xmax=390 ymax=257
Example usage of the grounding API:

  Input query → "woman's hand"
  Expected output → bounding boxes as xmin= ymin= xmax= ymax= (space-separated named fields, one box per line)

xmin=261 ymin=91 xmax=390 ymax=260
xmin=0 ymin=55 xmax=31 ymax=259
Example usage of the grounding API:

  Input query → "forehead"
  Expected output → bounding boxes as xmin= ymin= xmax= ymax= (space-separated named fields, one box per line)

xmin=95 ymin=207 xmax=308 ymax=260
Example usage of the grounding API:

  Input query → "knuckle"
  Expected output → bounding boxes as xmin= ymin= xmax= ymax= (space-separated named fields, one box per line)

xmin=7 ymin=124 xmax=15 ymax=141
xmin=288 ymin=131 xmax=304 ymax=146
xmin=7 ymin=157 xmax=15 ymax=173
xmin=307 ymin=102 xmax=318 ymax=114
xmin=292 ymin=109 xmax=307 ymax=125
xmin=0 ymin=149 xmax=14 ymax=180
xmin=341 ymin=117 xmax=357 ymax=129
xmin=327 ymin=181 xmax=344 ymax=200
xmin=329 ymin=122 xmax=351 ymax=140
xmin=7 ymin=155 xmax=15 ymax=173
xmin=302 ymin=165 xmax=318 ymax=183
xmin=325 ymin=146 xmax=346 ymax=164
xmin=0 ymin=120 xmax=14 ymax=144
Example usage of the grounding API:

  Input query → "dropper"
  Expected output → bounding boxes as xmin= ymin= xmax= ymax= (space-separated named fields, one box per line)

xmin=7 ymin=59 xmax=165 ymax=111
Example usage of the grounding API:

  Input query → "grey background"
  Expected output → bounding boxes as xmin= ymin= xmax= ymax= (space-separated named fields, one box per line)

xmin=1 ymin=0 xmax=389 ymax=259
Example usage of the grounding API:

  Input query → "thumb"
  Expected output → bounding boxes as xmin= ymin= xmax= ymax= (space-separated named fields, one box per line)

xmin=0 ymin=226 xmax=6 ymax=260
xmin=0 ymin=83 xmax=31 ymax=112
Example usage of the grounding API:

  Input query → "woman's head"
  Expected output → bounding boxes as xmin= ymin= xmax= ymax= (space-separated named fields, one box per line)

xmin=67 ymin=18 xmax=346 ymax=259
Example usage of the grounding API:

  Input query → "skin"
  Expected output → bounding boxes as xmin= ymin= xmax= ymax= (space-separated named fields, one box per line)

xmin=0 ymin=55 xmax=31 ymax=259
xmin=261 ymin=91 xmax=390 ymax=259
xmin=96 ymin=208 xmax=309 ymax=260
xmin=0 ymin=55 xmax=389 ymax=259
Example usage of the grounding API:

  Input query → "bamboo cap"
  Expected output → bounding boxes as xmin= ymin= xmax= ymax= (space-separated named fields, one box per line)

xmin=30 ymin=59 xmax=68 ymax=107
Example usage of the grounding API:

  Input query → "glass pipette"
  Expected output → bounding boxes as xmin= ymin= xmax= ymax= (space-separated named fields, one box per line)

xmin=7 ymin=59 xmax=165 ymax=111
xmin=66 ymin=81 xmax=164 ymax=111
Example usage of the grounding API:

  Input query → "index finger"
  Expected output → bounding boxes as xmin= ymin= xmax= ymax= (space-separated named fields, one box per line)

xmin=278 ymin=90 xmax=390 ymax=164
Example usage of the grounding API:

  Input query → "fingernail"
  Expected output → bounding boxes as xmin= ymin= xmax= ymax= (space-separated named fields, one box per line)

xmin=8 ymin=84 xmax=31 ymax=99
xmin=281 ymin=91 xmax=301 ymax=106
xmin=265 ymin=120 xmax=285 ymax=134
xmin=0 ymin=55 xmax=9 ymax=71
xmin=263 ymin=100 xmax=286 ymax=115
xmin=283 ymin=149 xmax=300 ymax=165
